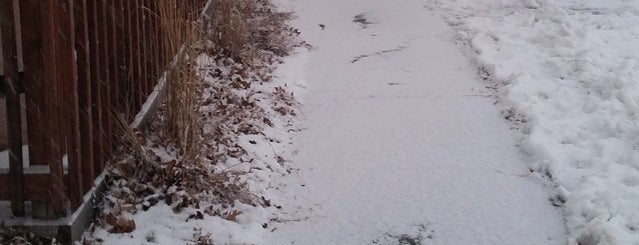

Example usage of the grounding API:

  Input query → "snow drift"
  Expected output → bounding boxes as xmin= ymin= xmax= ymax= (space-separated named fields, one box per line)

xmin=431 ymin=0 xmax=639 ymax=244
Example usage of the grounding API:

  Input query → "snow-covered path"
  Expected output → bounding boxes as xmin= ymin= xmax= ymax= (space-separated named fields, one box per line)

xmin=267 ymin=0 xmax=566 ymax=244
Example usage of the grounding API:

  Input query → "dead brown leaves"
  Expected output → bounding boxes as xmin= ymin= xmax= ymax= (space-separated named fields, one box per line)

xmin=105 ymin=214 xmax=136 ymax=234
xmin=225 ymin=210 xmax=242 ymax=222
xmin=0 ymin=222 xmax=56 ymax=245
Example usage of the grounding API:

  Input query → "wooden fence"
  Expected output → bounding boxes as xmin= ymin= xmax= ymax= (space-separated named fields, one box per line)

xmin=0 ymin=0 xmax=206 ymax=219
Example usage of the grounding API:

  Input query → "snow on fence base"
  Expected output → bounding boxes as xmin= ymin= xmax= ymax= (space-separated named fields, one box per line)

xmin=131 ymin=76 xmax=167 ymax=130
xmin=0 ymin=171 xmax=107 ymax=244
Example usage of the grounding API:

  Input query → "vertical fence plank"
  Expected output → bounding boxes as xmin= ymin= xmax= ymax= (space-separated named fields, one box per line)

xmin=13 ymin=0 xmax=23 ymax=73
xmin=57 ymin=0 xmax=83 ymax=210
xmin=151 ymin=0 xmax=160 ymax=80
xmin=126 ymin=0 xmax=137 ymax=114
xmin=20 ymin=0 xmax=48 ymax=166
xmin=145 ymin=0 xmax=157 ymax=91
xmin=0 ymin=0 xmax=25 ymax=217
xmin=97 ymin=0 xmax=110 ymax=173
xmin=154 ymin=1 xmax=164 ymax=82
xmin=103 ymin=0 xmax=113 ymax=172
xmin=86 ymin=0 xmax=104 ymax=181
xmin=140 ymin=0 xmax=149 ymax=98
xmin=0 ymin=23 xmax=4 ymax=77
xmin=116 ymin=0 xmax=126 ymax=114
xmin=133 ymin=0 xmax=143 ymax=108
xmin=113 ymin=0 xmax=126 ymax=112
xmin=44 ymin=0 xmax=67 ymax=217
xmin=74 ymin=0 xmax=93 ymax=197
xmin=108 ymin=0 xmax=120 ymax=128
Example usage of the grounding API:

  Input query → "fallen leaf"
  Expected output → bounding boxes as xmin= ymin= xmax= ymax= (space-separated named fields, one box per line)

xmin=226 ymin=210 xmax=242 ymax=222
xmin=106 ymin=214 xmax=136 ymax=234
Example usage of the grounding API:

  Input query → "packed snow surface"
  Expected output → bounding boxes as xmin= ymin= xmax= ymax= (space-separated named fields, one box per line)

xmin=430 ymin=0 xmax=639 ymax=244
xmin=265 ymin=0 xmax=566 ymax=244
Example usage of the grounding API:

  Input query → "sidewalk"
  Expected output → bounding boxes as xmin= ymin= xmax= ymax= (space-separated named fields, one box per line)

xmin=264 ymin=0 xmax=566 ymax=244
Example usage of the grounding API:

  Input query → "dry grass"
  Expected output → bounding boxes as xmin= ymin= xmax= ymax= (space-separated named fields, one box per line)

xmin=157 ymin=0 xmax=204 ymax=159
xmin=155 ymin=0 xmax=295 ymax=158
xmin=206 ymin=0 xmax=249 ymax=59
xmin=204 ymin=0 xmax=295 ymax=63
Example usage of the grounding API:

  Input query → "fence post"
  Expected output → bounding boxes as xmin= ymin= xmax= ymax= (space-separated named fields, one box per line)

xmin=22 ymin=0 xmax=68 ymax=219
xmin=0 ymin=0 xmax=25 ymax=217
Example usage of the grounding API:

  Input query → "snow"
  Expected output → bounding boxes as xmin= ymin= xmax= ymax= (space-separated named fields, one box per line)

xmin=89 ymin=203 xmax=269 ymax=245
xmin=263 ymin=0 xmax=566 ymax=244
xmin=429 ymin=0 xmax=639 ymax=244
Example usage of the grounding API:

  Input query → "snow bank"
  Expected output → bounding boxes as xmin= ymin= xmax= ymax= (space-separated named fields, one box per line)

xmin=430 ymin=0 xmax=639 ymax=244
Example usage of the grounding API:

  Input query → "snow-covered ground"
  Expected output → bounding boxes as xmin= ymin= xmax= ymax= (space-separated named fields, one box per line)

xmin=429 ymin=0 xmax=639 ymax=244
xmin=263 ymin=0 xmax=567 ymax=244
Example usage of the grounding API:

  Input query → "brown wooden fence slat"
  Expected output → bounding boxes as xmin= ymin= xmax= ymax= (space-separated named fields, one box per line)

xmin=0 ymin=0 xmax=25 ymax=217
xmin=155 ymin=0 xmax=164 ymax=81
xmin=57 ymin=0 xmax=84 ymax=210
xmin=117 ymin=0 xmax=126 ymax=114
xmin=134 ymin=0 xmax=143 ymax=108
xmin=108 ymin=0 xmax=120 ymax=127
xmin=118 ymin=0 xmax=125 ymax=112
xmin=145 ymin=0 xmax=156 ymax=93
xmin=86 ymin=0 xmax=105 ymax=182
xmin=20 ymin=0 xmax=48 ymax=166
xmin=41 ymin=0 xmax=67 ymax=218
xmin=151 ymin=0 xmax=160 ymax=81
xmin=0 ymin=26 xmax=4 ymax=77
xmin=140 ymin=0 xmax=149 ymax=98
xmin=97 ymin=0 xmax=109 ymax=173
xmin=74 ymin=0 xmax=94 ymax=195
xmin=125 ymin=0 xmax=135 ymax=113
xmin=103 ymin=0 xmax=113 ymax=172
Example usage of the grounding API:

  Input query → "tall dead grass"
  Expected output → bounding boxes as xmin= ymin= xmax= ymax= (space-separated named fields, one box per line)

xmin=205 ymin=0 xmax=295 ymax=65
xmin=206 ymin=0 xmax=250 ymax=59
xmin=157 ymin=0 xmax=204 ymax=158
xmin=156 ymin=0 xmax=285 ymax=157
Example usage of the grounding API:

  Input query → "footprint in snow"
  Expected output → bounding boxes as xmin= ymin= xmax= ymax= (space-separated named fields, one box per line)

xmin=372 ymin=223 xmax=435 ymax=245
xmin=353 ymin=12 xmax=375 ymax=29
